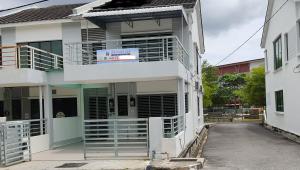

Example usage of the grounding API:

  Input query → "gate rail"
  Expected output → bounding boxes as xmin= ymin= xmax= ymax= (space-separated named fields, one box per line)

xmin=83 ymin=118 xmax=149 ymax=159
xmin=0 ymin=121 xmax=31 ymax=166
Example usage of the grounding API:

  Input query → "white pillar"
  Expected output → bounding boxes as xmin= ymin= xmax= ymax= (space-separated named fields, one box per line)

xmin=149 ymin=117 xmax=163 ymax=159
xmin=177 ymin=79 xmax=185 ymax=116
xmin=80 ymin=86 xmax=85 ymax=140
xmin=43 ymin=85 xmax=53 ymax=148
xmin=39 ymin=86 xmax=44 ymax=135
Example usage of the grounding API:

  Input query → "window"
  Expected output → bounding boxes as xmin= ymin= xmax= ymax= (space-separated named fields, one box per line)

xmin=185 ymin=93 xmax=189 ymax=113
xmin=25 ymin=41 xmax=63 ymax=55
xmin=275 ymin=90 xmax=284 ymax=112
xmin=273 ymin=36 xmax=282 ymax=70
xmin=53 ymin=98 xmax=78 ymax=118
xmin=284 ymin=33 xmax=289 ymax=61
xmin=265 ymin=50 xmax=268 ymax=72
xmin=137 ymin=94 xmax=177 ymax=118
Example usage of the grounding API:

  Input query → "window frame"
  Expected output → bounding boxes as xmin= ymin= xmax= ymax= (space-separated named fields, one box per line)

xmin=273 ymin=35 xmax=282 ymax=70
xmin=284 ymin=33 xmax=289 ymax=62
xmin=275 ymin=90 xmax=284 ymax=112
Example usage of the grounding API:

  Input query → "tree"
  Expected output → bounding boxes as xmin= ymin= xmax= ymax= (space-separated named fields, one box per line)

xmin=213 ymin=73 xmax=246 ymax=107
xmin=236 ymin=66 xmax=266 ymax=107
xmin=202 ymin=60 xmax=218 ymax=108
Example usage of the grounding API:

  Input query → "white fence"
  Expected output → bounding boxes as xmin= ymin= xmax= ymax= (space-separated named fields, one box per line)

xmin=0 ymin=45 xmax=63 ymax=71
xmin=0 ymin=121 xmax=31 ymax=166
xmin=65 ymin=36 xmax=190 ymax=69
xmin=162 ymin=115 xmax=184 ymax=138
xmin=83 ymin=118 xmax=149 ymax=159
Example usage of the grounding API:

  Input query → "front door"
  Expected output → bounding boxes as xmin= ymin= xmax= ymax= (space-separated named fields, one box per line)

xmin=117 ymin=95 xmax=129 ymax=118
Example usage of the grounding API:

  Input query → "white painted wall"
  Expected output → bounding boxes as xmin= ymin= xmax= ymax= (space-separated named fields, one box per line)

xmin=0 ymin=69 xmax=47 ymax=87
xmin=136 ymin=80 xmax=177 ymax=94
xmin=64 ymin=60 xmax=188 ymax=84
xmin=16 ymin=24 xmax=62 ymax=43
xmin=53 ymin=117 xmax=82 ymax=147
xmin=31 ymin=134 xmax=50 ymax=153
xmin=264 ymin=0 xmax=300 ymax=136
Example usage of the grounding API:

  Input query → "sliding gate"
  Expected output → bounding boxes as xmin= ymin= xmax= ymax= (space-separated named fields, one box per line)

xmin=83 ymin=118 xmax=149 ymax=159
xmin=0 ymin=121 xmax=31 ymax=166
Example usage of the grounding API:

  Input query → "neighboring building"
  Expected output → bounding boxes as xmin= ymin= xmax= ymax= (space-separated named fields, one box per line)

xmin=0 ymin=0 xmax=205 ymax=164
xmin=261 ymin=0 xmax=300 ymax=137
xmin=217 ymin=58 xmax=265 ymax=76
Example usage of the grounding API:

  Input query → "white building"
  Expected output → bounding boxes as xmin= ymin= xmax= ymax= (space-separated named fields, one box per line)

xmin=261 ymin=0 xmax=300 ymax=137
xmin=0 ymin=0 xmax=205 ymax=165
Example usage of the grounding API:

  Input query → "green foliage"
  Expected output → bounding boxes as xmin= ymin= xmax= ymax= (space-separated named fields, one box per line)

xmin=202 ymin=60 xmax=218 ymax=108
xmin=236 ymin=66 xmax=266 ymax=107
xmin=212 ymin=73 xmax=246 ymax=106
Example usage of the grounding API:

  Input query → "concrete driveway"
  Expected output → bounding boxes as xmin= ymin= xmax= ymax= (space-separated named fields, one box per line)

xmin=203 ymin=123 xmax=300 ymax=170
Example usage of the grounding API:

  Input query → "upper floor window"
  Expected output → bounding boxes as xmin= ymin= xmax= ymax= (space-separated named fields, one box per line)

xmin=21 ymin=40 xmax=63 ymax=56
xmin=284 ymin=33 xmax=289 ymax=62
xmin=275 ymin=90 xmax=284 ymax=112
xmin=273 ymin=36 xmax=282 ymax=70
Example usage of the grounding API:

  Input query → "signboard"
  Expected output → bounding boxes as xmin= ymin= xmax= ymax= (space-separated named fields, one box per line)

xmin=96 ymin=48 xmax=139 ymax=64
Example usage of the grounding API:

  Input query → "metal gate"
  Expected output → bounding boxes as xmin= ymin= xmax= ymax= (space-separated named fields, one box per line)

xmin=0 ymin=121 xmax=31 ymax=166
xmin=83 ymin=118 xmax=149 ymax=159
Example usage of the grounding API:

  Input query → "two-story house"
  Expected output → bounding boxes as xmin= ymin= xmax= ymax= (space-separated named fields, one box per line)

xmin=261 ymin=0 xmax=300 ymax=138
xmin=0 ymin=0 xmax=205 ymax=165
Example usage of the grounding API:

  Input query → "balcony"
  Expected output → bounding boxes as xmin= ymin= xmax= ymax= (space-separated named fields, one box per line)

xmin=0 ymin=45 xmax=63 ymax=87
xmin=64 ymin=36 xmax=190 ymax=83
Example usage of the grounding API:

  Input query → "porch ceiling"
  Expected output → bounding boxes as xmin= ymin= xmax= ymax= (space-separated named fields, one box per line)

xmin=82 ymin=6 xmax=187 ymax=27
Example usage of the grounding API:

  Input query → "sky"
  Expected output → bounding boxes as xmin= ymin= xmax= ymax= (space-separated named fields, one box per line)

xmin=0 ymin=0 xmax=268 ymax=65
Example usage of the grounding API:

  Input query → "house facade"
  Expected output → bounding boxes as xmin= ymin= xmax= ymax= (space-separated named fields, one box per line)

xmin=261 ymin=0 xmax=300 ymax=137
xmin=0 ymin=0 xmax=205 ymax=164
xmin=217 ymin=58 xmax=265 ymax=76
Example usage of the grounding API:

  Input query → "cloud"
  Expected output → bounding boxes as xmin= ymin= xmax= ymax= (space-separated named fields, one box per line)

xmin=203 ymin=16 xmax=266 ymax=65
xmin=202 ymin=0 xmax=268 ymax=36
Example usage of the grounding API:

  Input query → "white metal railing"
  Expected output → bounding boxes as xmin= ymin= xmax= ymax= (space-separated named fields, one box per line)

xmin=6 ymin=119 xmax=47 ymax=137
xmin=83 ymin=118 xmax=149 ymax=158
xmin=0 ymin=121 xmax=31 ymax=166
xmin=162 ymin=115 xmax=184 ymax=138
xmin=22 ymin=119 xmax=47 ymax=137
xmin=0 ymin=45 xmax=63 ymax=71
xmin=65 ymin=36 xmax=190 ymax=68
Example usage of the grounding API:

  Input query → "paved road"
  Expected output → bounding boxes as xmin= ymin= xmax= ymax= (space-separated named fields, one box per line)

xmin=203 ymin=123 xmax=300 ymax=170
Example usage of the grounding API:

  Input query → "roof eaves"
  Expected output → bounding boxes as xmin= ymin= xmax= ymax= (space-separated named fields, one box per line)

xmin=261 ymin=0 xmax=274 ymax=48
xmin=73 ymin=0 xmax=112 ymax=15
xmin=82 ymin=5 xmax=184 ymax=17
xmin=0 ymin=19 xmax=73 ymax=28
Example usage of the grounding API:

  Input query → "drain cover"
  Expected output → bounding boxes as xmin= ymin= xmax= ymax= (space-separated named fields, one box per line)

xmin=56 ymin=163 xmax=87 ymax=168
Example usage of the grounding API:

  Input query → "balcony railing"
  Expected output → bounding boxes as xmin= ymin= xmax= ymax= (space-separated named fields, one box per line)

xmin=65 ymin=36 xmax=190 ymax=68
xmin=0 ymin=45 xmax=63 ymax=71
xmin=162 ymin=115 xmax=184 ymax=138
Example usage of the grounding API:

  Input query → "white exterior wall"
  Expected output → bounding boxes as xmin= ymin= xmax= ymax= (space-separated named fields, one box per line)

xmin=264 ymin=0 xmax=300 ymax=136
xmin=16 ymin=24 xmax=62 ymax=43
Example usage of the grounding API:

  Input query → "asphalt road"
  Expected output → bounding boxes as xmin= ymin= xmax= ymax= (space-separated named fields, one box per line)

xmin=203 ymin=123 xmax=300 ymax=170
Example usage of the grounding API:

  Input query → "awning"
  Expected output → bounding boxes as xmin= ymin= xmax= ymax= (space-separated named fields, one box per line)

xmin=82 ymin=5 xmax=188 ymax=25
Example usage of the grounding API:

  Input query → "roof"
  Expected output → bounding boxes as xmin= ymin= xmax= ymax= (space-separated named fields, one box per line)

xmin=0 ymin=4 xmax=84 ymax=25
xmin=261 ymin=0 xmax=274 ymax=48
xmin=74 ymin=0 xmax=196 ymax=15
xmin=217 ymin=58 xmax=265 ymax=68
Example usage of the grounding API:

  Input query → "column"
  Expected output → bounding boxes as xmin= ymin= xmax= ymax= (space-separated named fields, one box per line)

xmin=43 ymin=85 xmax=53 ymax=148
xmin=39 ymin=86 xmax=44 ymax=135
xmin=177 ymin=79 xmax=185 ymax=116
